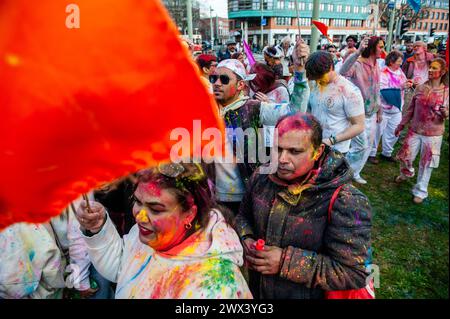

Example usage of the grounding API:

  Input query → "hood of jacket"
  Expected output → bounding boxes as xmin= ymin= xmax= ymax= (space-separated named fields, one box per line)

xmin=156 ymin=209 xmax=244 ymax=267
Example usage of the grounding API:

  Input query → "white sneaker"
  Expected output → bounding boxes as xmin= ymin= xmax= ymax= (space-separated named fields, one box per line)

xmin=353 ymin=176 xmax=367 ymax=185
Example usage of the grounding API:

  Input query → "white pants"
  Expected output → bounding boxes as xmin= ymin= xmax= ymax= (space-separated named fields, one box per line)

xmin=370 ymin=111 xmax=402 ymax=157
xmin=397 ymin=132 xmax=443 ymax=199
xmin=346 ymin=114 xmax=377 ymax=179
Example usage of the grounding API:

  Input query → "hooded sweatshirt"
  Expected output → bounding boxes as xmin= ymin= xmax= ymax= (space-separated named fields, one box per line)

xmin=340 ymin=53 xmax=381 ymax=117
xmin=380 ymin=66 xmax=408 ymax=114
xmin=83 ymin=209 xmax=252 ymax=299
xmin=236 ymin=148 xmax=372 ymax=299
xmin=0 ymin=207 xmax=91 ymax=299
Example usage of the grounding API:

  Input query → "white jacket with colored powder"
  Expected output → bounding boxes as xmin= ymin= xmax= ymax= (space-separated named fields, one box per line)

xmin=83 ymin=209 xmax=253 ymax=299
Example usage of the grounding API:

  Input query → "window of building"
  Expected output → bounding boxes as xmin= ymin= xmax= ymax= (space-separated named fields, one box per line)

xmin=320 ymin=4 xmax=324 ymax=10
xmin=345 ymin=5 xmax=351 ymax=13
xmin=319 ymin=18 xmax=329 ymax=25
xmin=308 ymin=3 xmax=313 ymax=10
xmin=439 ymin=23 xmax=443 ymax=30
xmin=350 ymin=20 xmax=362 ymax=27
xmin=334 ymin=19 xmax=346 ymax=27
xmin=288 ymin=1 xmax=295 ymax=10
xmin=436 ymin=12 xmax=440 ymax=19
xmin=299 ymin=2 xmax=305 ymax=10
xmin=328 ymin=4 xmax=333 ymax=11
xmin=412 ymin=22 xmax=416 ymax=29
xmin=424 ymin=22 xmax=428 ymax=30
xmin=252 ymin=0 xmax=260 ymax=10
xmin=418 ymin=22 xmax=422 ymax=29
xmin=276 ymin=17 xmax=291 ymax=25
xmin=336 ymin=5 xmax=343 ymax=12
xmin=354 ymin=6 xmax=359 ymax=13
xmin=298 ymin=18 xmax=311 ymax=26
xmin=277 ymin=0 xmax=284 ymax=10
xmin=230 ymin=0 xmax=238 ymax=12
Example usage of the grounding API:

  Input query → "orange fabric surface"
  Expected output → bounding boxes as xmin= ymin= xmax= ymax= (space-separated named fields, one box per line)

xmin=0 ymin=0 xmax=222 ymax=229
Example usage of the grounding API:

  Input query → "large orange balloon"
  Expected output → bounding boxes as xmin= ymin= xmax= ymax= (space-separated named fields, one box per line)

xmin=0 ymin=0 xmax=222 ymax=229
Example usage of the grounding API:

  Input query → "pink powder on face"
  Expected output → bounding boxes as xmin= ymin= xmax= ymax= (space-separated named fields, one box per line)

xmin=277 ymin=114 xmax=314 ymax=137
xmin=142 ymin=182 xmax=162 ymax=197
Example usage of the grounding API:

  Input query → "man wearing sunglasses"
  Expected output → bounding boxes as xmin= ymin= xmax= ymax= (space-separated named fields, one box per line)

xmin=208 ymin=40 xmax=310 ymax=216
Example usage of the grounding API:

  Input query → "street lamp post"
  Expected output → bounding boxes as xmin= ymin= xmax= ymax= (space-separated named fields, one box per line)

xmin=260 ymin=0 xmax=264 ymax=49
xmin=310 ymin=0 xmax=320 ymax=53
xmin=210 ymin=7 xmax=214 ymax=46
xmin=186 ymin=0 xmax=193 ymax=41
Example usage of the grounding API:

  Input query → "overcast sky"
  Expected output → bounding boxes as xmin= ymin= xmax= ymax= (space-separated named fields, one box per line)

xmin=199 ymin=0 xmax=228 ymax=18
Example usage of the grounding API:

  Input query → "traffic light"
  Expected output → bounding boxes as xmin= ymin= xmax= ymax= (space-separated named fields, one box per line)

xmin=399 ymin=19 xmax=411 ymax=38
xmin=430 ymin=27 xmax=436 ymax=37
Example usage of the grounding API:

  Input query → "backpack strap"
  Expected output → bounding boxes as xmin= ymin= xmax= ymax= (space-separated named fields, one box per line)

xmin=327 ymin=185 xmax=344 ymax=223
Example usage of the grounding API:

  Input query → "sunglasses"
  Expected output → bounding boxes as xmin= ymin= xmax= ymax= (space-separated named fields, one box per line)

xmin=209 ymin=74 xmax=231 ymax=85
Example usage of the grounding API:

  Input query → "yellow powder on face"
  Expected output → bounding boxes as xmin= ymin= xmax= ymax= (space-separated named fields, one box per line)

xmin=136 ymin=209 xmax=149 ymax=223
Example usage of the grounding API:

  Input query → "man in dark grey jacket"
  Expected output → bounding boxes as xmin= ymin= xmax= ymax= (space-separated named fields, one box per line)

xmin=235 ymin=112 xmax=373 ymax=299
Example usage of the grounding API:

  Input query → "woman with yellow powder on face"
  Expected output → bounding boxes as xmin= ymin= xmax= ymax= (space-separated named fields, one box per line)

xmin=75 ymin=163 xmax=252 ymax=299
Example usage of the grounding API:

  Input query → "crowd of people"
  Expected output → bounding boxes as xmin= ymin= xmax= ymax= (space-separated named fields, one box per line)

xmin=0 ymin=34 xmax=448 ymax=299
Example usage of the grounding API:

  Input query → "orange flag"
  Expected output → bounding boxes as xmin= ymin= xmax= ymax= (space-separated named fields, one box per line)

xmin=0 ymin=0 xmax=223 ymax=229
xmin=312 ymin=20 xmax=329 ymax=37
xmin=312 ymin=20 xmax=333 ymax=44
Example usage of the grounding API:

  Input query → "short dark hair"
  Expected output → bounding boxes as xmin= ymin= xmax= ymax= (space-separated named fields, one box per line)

xmin=346 ymin=35 xmax=357 ymax=43
xmin=405 ymin=39 xmax=413 ymax=44
xmin=361 ymin=36 xmax=384 ymax=58
xmin=231 ymin=52 xmax=243 ymax=59
xmin=249 ymin=62 xmax=276 ymax=94
xmin=326 ymin=44 xmax=337 ymax=51
xmin=275 ymin=112 xmax=323 ymax=150
xmin=385 ymin=50 xmax=403 ymax=66
xmin=305 ymin=51 xmax=334 ymax=80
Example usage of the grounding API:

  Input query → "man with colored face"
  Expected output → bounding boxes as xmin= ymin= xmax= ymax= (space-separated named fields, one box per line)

xmin=305 ymin=50 xmax=365 ymax=156
xmin=207 ymin=41 xmax=310 ymax=216
xmin=235 ymin=113 xmax=373 ymax=299
xmin=402 ymin=41 xmax=435 ymax=86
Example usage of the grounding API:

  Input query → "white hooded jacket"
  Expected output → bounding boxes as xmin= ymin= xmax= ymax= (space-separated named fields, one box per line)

xmin=83 ymin=209 xmax=253 ymax=299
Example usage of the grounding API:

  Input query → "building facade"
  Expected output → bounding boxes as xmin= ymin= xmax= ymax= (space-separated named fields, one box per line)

xmin=228 ymin=0 xmax=385 ymax=47
xmin=162 ymin=0 xmax=202 ymax=41
xmin=406 ymin=0 xmax=449 ymax=42
xmin=199 ymin=17 xmax=231 ymax=45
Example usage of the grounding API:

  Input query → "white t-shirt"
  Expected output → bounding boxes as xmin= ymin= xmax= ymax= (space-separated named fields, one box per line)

xmin=308 ymin=75 xmax=365 ymax=153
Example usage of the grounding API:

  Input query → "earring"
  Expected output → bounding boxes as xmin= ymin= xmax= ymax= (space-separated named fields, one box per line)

xmin=184 ymin=222 xmax=192 ymax=230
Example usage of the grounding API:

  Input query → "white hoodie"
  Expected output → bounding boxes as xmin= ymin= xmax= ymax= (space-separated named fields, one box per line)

xmin=83 ymin=209 xmax=253 ymax=299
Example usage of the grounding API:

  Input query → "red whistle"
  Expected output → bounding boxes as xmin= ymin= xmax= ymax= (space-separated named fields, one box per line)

xmin=254 ymin=239 xmax=265 ymax=251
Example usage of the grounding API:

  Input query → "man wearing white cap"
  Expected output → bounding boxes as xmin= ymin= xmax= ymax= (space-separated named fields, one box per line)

xmin=208 ymin=41 xmax=310 ymax=215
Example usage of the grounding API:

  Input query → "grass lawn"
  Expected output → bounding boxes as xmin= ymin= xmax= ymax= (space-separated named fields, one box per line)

xmin=358 ymin=127 xmax=449 ymax=299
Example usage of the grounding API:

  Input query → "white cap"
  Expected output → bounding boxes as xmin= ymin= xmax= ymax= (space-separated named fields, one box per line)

xmin=216 ymin=59 xmax=256 ymax=81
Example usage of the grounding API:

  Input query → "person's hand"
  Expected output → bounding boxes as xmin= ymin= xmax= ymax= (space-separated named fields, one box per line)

xmin=245 ymin=245 xmax=283 ymax=275
xmin=404 ymin=79 xmax=414 ymax=89
xmin=75 ymin=200 xmax=107 ymax=234
xmin=394 ymin=124 xmax=404 ymax=137
xmin=438 ymin=105 xmax=449 ymax=118
xmin=358 ymin=37 xmax=369 ymax=54
xmin=377 ymin=110 xmax=383 ymax=123
xmin=79 ymin=287 xmax=99 ymax=299
xmin=254 ymin=92 xmax=269 ymax=102
xmin=292 ymin=38 xmax=310 ymax=71
xmin=243 ymin=238 xmax=256 ymax=257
